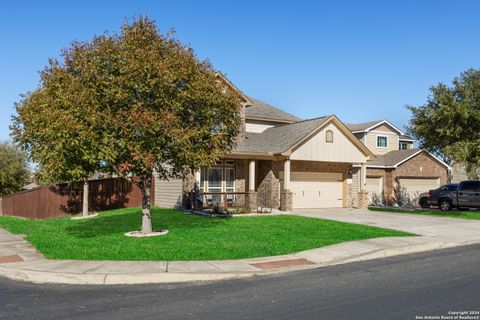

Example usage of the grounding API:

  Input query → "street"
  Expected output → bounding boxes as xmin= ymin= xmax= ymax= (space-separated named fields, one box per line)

xmin=0 ymin=244 xmax=479 ymax=320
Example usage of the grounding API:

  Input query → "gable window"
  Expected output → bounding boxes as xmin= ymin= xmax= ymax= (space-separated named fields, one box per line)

xmin=325 ymin=130 xmax=334 ymax=143
xmin=377 ymin=135 xmax=388 ymax=148
xmin=399 ymin=141 xmax=408 ymax=150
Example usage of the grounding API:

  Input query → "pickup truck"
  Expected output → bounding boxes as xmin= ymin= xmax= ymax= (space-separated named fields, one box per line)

xmin=422 ymin=180 xmax=480 ymax=211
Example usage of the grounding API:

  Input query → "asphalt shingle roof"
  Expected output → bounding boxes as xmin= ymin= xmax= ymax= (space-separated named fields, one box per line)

xmin=367 ymin=148 xmax=421 ymax=167
xmin=234 ymin=116 xmax=330 ymax=154
xmin=245 ymin=97 xmax=302 ymax=123
xmin=345 ymin=120 xmax=385 ymax=132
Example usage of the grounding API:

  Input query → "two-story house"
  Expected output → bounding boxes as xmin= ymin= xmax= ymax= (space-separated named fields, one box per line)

xmin=152 ymin=78 xmax=449 ymax=211
xmin=346 ymin=120 xmax=450 ymax=205
xmin=153 ymin=78 xmax=375 ymax=211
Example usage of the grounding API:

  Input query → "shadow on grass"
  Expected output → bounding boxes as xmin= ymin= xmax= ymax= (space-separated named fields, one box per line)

xmin=65 ymin=208 xmax=227 ymax=239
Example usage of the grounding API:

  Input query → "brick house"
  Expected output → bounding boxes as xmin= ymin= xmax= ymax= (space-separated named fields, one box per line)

xmin=346 ymin=120 xmax=450 ymax=206
xmin=152 ymin=80 xmax=449 ymax=211
xmin=153 ymin=78 xmax=375 ymax=211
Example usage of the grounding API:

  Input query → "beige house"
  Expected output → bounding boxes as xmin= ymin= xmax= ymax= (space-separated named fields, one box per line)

xmin=154 ymin=82 xmax=375 ymax=211
xmin=346 ymin=120 xmax=450 ymax=205
xmin=152 ymin=80 xmax=450 ymax=211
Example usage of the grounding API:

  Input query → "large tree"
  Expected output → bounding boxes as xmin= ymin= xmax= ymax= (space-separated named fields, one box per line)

xmin=406 ymin=69 xmax=480 ymax=179
xmin=12 ymin=63 xmax=104 ymax=217
xmin=13 ymin=17 xmax=241 ymax=233
xmin=0 ymin=142 xmax=30 ymax=196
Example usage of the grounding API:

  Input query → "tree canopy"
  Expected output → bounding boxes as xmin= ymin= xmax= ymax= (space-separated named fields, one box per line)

xmin=0 ymin=142 xmax=30 ymax=196
xmin=406 ymin=69 xmax=480 ymax=179
xmin=12 ymin=16 xmax=242 ymax=233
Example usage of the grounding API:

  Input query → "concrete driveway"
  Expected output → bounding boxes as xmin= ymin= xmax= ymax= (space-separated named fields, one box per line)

xmin=292 ymin=208 xmax=480 ymax=242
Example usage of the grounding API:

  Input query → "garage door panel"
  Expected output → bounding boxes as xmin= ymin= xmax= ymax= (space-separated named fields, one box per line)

xmin=398 ymin=178 xmax=440 ymax=201
xmin=366 ymin=177 xmax=383 ymax=203
xmin=291 ymin=172 xmax=343 ymax=208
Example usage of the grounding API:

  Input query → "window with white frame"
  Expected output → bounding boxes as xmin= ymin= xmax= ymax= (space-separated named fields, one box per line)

xmin=200 ymin=160 xmax=236 ymax=203
xmin=376 ymin=135 xmax=388 ymax=148
xmin=325 ymin=130 xmax=334 ymax=143
xmin=399 ymin=141 xmax=408 ymax=150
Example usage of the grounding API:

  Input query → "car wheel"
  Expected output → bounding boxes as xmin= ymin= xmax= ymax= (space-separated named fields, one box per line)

xmin=419 ymin=198 xmax=430 ymax=209
xmin=439 ymin=199 xmax=452 ymax=212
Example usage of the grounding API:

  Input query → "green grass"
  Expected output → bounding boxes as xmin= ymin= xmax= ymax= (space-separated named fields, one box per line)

xmin=0 ymin=207 xmax=412 ymax=261
xmin=369 ymin=206 xmax=480 ymax=220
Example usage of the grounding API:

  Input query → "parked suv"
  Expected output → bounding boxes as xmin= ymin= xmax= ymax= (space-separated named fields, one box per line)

xmin=425 ymin=181 xmax=480 ymax=211
xmin=419 ymin=183 xmax=458 ymax=209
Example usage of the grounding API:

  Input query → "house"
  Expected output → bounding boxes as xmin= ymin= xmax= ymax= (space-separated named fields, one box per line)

xmin=152 ymin=80 xmax=449 ymax=211
xmin=153 ymin=81 xmax=375 ymax=211
xmin=345 ymin=120 xmax=450 ymax=205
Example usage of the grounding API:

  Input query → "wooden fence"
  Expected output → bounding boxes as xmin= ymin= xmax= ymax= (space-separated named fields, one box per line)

xmin=0 ymin=178 xmax=147 ymax=220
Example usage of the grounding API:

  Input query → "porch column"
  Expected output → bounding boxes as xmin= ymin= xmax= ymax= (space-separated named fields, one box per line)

xmin=194 ymin=170 xmax=201 ymax=186
xmin=357 ymin=163 xmax=369 ymax=209
xmin=280 ymin=159 xmax=293 ymax=211
xmin=248 ymin=160 xmax=256 ymax=191
xmin=360 ymin=163 xmax=367 ymax=190
xmin=246 ymin=159 xmax=257 ymax=212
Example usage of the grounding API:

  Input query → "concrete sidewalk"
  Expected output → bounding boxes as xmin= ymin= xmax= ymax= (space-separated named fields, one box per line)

xmin=1 ymin=209 xmax=480 ymax=285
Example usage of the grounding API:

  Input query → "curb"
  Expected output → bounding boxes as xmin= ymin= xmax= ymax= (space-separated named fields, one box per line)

xmin=1 ymin=239 xmax=479 ymax=285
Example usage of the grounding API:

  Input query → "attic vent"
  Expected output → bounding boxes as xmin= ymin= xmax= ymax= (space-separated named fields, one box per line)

xmin=326 ymin=130 xmax=334 ymax=143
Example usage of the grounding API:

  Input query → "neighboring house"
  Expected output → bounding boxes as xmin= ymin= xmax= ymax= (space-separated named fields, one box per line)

xmin=345 ymin=120 xmax=450 ymax=205
xmin=451 ymin=162 xmax=480 ymax=183
xmin=153 ymin=79 xmax=375 ymax=211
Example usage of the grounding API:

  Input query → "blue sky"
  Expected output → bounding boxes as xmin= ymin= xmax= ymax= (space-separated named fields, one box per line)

xmin=1 ymin=0 xmax=480 ymax=141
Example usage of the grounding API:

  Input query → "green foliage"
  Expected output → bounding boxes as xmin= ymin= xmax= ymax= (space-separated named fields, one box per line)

xmin=0 ymin=207 xmax=411 ymax=261
xmin=406 ymin=69 xmax=480 ymax=177
xmin=11 ymin=16 xmax=242 ymax=231
xmin=0 ymin=142 xmax=30 ymax=196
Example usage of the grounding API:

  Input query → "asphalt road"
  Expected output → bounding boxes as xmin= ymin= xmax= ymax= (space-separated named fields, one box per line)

xmin=1 ymin=245 xmax=479 ymax=320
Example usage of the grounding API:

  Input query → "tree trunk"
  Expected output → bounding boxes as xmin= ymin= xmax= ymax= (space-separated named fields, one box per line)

xmin=82 ymin=180 xmax=89 ymax=217
xmin=140 ymin=175 xmax=153 ymax=234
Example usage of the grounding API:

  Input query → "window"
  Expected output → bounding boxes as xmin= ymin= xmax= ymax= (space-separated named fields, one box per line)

xmin=444 ymin=184 xmax=458 ymax=191
xmin=200 ymin=160 xmax=237 ymax=203
xmin=325 ymin=130 xmax=334 ymax=143
xmin=459 ymin=181 xmax=480 ymax=192
xmin=399 ymin=141 xmax=408 ymax=150
xmin=377 ymin=135 xmax=388 ymax=148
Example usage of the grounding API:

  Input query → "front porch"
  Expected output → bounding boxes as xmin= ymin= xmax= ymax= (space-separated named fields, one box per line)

xmin=190 ymin=158 xmax=370 ymax=212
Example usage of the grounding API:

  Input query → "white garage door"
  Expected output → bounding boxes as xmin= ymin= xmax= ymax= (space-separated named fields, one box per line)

xmin=366 ymin=177 xmax=383 ymax=203
xmin=397 ymin=178 xmax=440 ymax=200
xmin=291 ymin=172 xmax=343 ymax=208
xmin=154 ymin=176 xmax=183 ymax=209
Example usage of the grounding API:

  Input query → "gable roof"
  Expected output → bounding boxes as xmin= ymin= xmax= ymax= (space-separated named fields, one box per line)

xmin=346 ymin=120 xmax=404 ymax=135
xmin=245 ymin=97 xmax=302 ymax=123
xmin=366 ymin=149 xmax=450 ymax=169
xmin=233 ymin=115 xmax=375 ymax=159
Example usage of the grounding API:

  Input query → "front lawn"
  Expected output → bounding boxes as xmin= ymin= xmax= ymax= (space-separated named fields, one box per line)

xmin=369 ymin=206 xmax=480 ymax=220
xmin=0 ymin=208 xmax=412 ymax=261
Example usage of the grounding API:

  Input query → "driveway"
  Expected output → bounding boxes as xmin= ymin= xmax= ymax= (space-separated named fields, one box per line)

xmin=292 ymin=208 xmax=480 ymax=242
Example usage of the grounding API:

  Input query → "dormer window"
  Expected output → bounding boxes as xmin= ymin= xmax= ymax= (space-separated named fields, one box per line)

xmin=325 ymin=130 xmax=334 ymax=143
xmin=377 ymin=135 xmax=388 ymax=148
xmin=399 ymin=141 xmax=408 ymax=150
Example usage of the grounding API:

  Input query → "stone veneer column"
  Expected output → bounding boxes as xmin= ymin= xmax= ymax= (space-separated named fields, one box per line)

xmin=357 ymin=190 xmax=369 ymax=209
